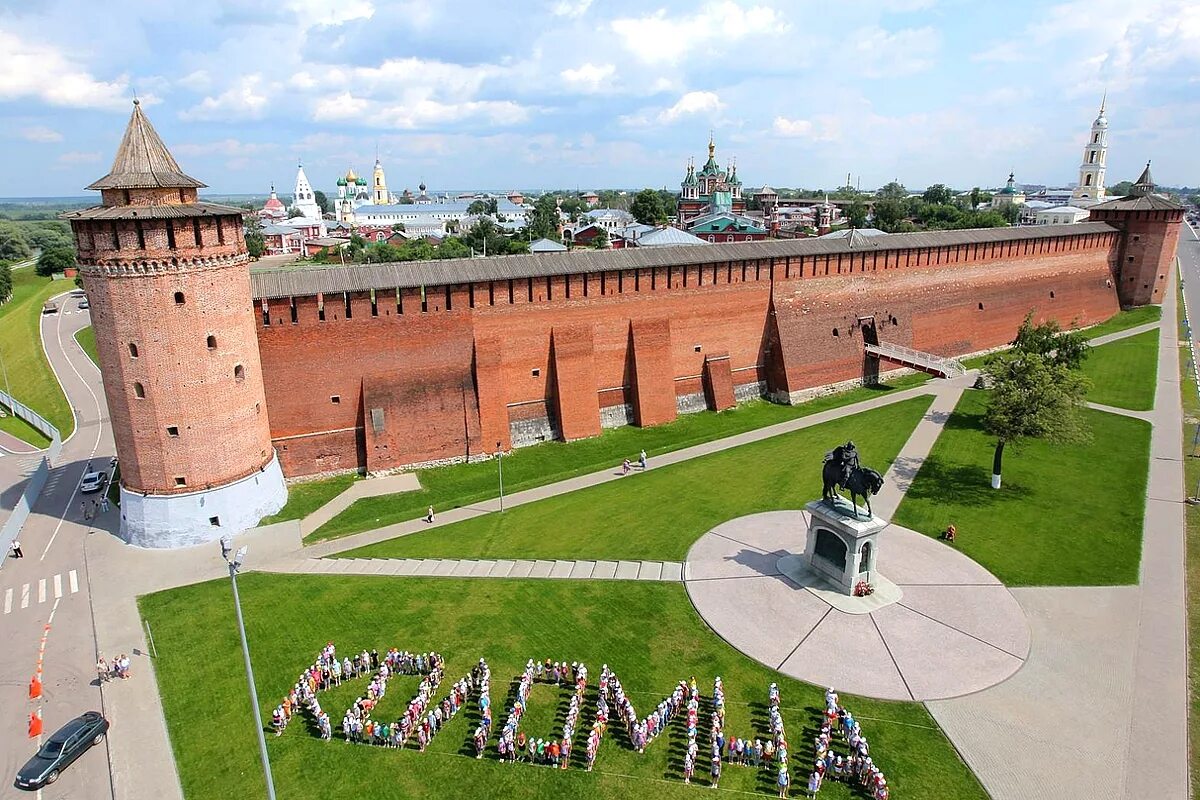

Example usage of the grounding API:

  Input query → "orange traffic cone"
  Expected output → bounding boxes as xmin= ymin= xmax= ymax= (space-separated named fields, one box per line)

xmin=28 ymin=710 xmax=42 ymax=738
xmin=29 ymin=676 xmax=42 ymax=700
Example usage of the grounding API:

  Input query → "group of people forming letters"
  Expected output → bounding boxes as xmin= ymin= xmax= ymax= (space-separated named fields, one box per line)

xmin=271 ymin=645 xmax=892 ymax=797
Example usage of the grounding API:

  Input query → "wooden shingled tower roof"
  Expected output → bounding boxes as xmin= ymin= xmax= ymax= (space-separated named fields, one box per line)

xmin=86 ymin=100 xmax=206 ymax=191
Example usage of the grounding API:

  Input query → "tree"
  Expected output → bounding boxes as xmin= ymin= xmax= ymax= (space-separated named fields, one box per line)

xmin=969 ymin=187 xmax=983 ymax=209
xmin=0 ymin=221 xmax=32 ymax=262
xmin=591 ymin=228 xmax=609 ymax=249
xmin=982 ymin=314 xmax=1091 ymax=488
xmin=1108 ymin=180 xmax=1134 ymax=196
xmin=630 ymin=188 xmax=668 ymax=225
xmin=467 ymin=198 xmax=498 ymax=216
xmin=286 ymin=205 xmax=302 ymax=218
xmin=873 ymin=198 xmax=907 ymax=231
xmin=435 ymin=237 xmax=471 ymax=259
xmin=922 ymin=184 xmax=953 ymax=205
xmin=877 ymin=181 xmax=908 ymax=200
xmin=36 ymin=244 xmax=76 ymax=276
xmin=998 ymin=203 xmax=1021 ymax=224
xmin=845 ymin=199 xmax=868 ymax=229
xmin=0 ymin=260 xmax=12 ymax=304
xmin=314 ymin=190 xmax=331 ymax=214
xmin=391 ymin=223 xmax=406 ymax=232
xmin=244 ymin=221 xmax=265 ymax=259
xmin=526 ymin=194 xmax=561 ymax=241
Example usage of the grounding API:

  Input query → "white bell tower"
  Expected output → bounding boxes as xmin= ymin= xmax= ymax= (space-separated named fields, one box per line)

xmin=1071 ymin=94 xmax=1108 ymax=204
xmin=293 ymin=161 xmax=322 ymax=220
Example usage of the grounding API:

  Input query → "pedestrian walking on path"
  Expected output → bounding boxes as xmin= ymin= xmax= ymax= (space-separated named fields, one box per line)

xmin=9 ymin=539 xmax=23 ymax=559
xmin=101 ymin=496 xmax=110 ymax=513
xmin=639 ymin=449 xmax=648 ymax=470
xmin=426 ymin=505 xmax=434 ymax=524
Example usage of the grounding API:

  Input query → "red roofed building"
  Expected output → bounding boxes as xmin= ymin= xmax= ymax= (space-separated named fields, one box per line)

xmin=259 ymin=184 xmax=287 ymax=222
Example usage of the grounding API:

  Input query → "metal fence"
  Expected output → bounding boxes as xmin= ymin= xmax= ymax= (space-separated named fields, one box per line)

xmin=0 ymin=389 xmax=62 ymax=566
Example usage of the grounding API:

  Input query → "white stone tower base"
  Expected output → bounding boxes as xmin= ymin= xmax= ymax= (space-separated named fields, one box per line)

xmin=118 ymin=452 xmax=288 ymax=548
xmin=803 ymin=498 xmax=885 ymax=593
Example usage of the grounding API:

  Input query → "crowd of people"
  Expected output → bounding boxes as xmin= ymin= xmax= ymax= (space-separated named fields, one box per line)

xmin=495 ymin=659 xmax=588 ymax=767
xmin=95 ymin=653 xmax=131 ymax=682
xmin=806 ymin=687 xmax=889 ymax=799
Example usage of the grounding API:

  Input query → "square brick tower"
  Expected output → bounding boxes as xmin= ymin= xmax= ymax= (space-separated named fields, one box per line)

xmin=62 ymin=100 xmax=287 ymax=547
xmin=1089 ymin=161 xmax=1185 ymax=307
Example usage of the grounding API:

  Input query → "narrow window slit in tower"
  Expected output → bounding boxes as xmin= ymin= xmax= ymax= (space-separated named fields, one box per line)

xmin=192 ymin=218 xmax=202 ymax=246
xmin=166 ymin=222 xmax=176 ymax=249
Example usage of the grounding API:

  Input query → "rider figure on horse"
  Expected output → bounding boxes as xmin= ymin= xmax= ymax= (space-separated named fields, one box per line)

xmin=824 ymin=441 xmax=860 ymax=485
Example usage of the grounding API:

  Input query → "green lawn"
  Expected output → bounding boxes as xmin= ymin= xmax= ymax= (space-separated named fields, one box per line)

xmin=139 ymin=573 xmax=986 ymax=800
xmin=1082 ymin=329 xmax=1159 ymax=411
xmin=893 ymin=389 xmax=1150 ymax=586
xmin=74 ymin=324 xmax=99 ymax=367
xmin=1080 ymin=304 xmax=1162 ymax=340
xmin=309 ymin=376 xmax=930 ymax=543
xmin=0 ymin=268 xmax=74 ymax=446
xmin=340 ymin=397 xmax=932 ymax=562
xmin=260 ymin=473 xmax=361 ymax=525
xmin=1178 ymin=278 xmax=1200 ymax=797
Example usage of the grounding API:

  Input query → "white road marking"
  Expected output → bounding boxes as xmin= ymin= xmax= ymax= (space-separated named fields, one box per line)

xmin=37 ymin=579 xmax=46 ymax=604
xmin=21 ymin=583 xmax=29 ymax=609
xmin=3 ymin=587 xmax=10 ymax=614
xmin=69 ymin=569 xmax=78 ymax=593
xmin=53 ymin=573 xmax=62 ymax=599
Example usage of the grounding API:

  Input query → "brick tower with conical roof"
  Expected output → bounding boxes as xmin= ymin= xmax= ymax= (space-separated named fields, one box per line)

xmin=63 ymin=100 xmax=286 ymax=547
xmin=1089 ymin=161 xmax=1185 ymax=307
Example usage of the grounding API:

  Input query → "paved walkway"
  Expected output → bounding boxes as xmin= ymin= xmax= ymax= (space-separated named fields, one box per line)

xmin=267 ymin=555 xmax=684 ymax=582
xmin=298 ymin=473 xmax=420 ymax=537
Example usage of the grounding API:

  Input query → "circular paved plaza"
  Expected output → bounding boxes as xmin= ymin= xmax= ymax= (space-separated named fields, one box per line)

xmin=684 ymin=511 xmax=1030 ymax=701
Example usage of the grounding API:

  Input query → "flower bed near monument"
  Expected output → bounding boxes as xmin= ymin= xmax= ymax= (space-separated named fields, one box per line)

xmin=338 ymin=397 xmax=932 ymax=563
xmin=140 ymin=573 xmax=987 ymax=800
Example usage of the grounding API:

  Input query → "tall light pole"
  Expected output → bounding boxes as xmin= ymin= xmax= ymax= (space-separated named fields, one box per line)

xmin=496 ymin=441 xmax=505 ymax=512
xmin=221 ymin=537 xmax=278 ymax=800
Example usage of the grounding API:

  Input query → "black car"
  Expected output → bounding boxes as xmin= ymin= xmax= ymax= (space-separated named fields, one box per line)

xmin=14 ymin=711 xmax=109 ymax=790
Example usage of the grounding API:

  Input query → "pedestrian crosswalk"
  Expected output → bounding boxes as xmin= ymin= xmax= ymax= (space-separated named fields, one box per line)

xmin=2 ymin=569 xmax=79 ymax=615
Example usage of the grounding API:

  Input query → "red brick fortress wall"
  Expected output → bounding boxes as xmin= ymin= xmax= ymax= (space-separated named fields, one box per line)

xmin=253 ymin=224 xmax=1129 ymax=477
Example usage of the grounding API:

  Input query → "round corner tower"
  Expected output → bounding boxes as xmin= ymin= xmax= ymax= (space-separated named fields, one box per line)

xmin=64 ymin=100 xmax=287 ymax=547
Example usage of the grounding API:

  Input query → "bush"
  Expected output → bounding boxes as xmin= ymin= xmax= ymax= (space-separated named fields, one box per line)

xmin=35 ymin=245 xmax=76 ymax=277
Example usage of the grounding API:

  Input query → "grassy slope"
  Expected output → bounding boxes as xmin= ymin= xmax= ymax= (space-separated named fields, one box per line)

xmin=0 ymin=269 xmax=73 ymax=446
xmin=1082 ymin=329 xmax=1159 ymax=411
xmin=73 ymin=324 xmax=99 ymax=367
xmin=893 ymin=389 xmax=1150 ymax=586
xmin=341 ymin=397 xmax=931 ymax=562
xmin=140 ymin=573 xmax=986 ymax=800
xmin=260 ymin=473 xmax=360 ymax=525
xmin=310 ymin=375 xmax=930 ymax=543
xmin=1080 ymin=304 xmax=1162 ymax=340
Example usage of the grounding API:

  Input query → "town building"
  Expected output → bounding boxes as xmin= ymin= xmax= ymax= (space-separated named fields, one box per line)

xmin=1034 ymin=206 xmax=1089 ymax=226
xmin=582 ymin=191 xmax=600 ymax=207
xmin=372 ymin=158 xmax=390 ymax=205
xmin=687 ymin=210 xmax=768 ymax=243
xmin=335 ymin=168 xmax=371 ymax=223
xmin=677 ymin=136 xmax=745 ymax=226
xmin=259 ymin=184 xmax=287 ymax=222
xmin=349 ymin=198 xmax=528 ymax=237
xmin=530 ymin=237 xmax=568 ymax=253
xmin=292 ymin=162 xmax=322 ymax=220
xmin=990 ymin=173 xmax=1026 ymax=208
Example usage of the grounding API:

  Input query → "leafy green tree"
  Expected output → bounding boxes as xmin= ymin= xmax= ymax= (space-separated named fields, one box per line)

xmin=1108 ymin=180 xmax=1134 ymax=196
xmin=435 ymin=237 xmax=471 ymax=259
xmin=0 ymin=260 xmax=12 ymax=304
xmin=467 ymin=198 xmax=498 ymax=216
xmin=526 ymin=195 xmax=561 ymax=241
xmin=845 ymin=199 xmax=868 ymax=229
xmin=982 ymin=315 xmax=1091 ymax=487
xmin=36 ymin=245 xmax=75 ymax=276
xmin=998 ymin=203 xmax=1021 ymax=224
xmin=591 ymin=228 xmax=609 ymax=249
xmin=922 ymin=184 xmax=954 ymax=205
xmin=877 ymin=181 xmax=908 ymax=200
xmin=314 ymin=190 xmax=331 ymax=214
xmin=0 ymin=221 xmax=32 ymax=262
xmin=872 ymin=198 xmax=907 ymax=231
xmin=969 ymin=187 xmax=983 ymax=209
xmin=244 ymin=221 xmax=266 ymax=258
xmin=630 ymin=188 xmax=668 ymax=225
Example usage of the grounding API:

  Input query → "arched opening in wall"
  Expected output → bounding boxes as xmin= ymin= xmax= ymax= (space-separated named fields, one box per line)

xmin=174 ymin=291 xmax=185 ymax=305
xmin=128 ymin=342 xmax=139 ymax=358
xmin=978 ymin=302 xmax=984 ymax=310
xmin=1084 ymin=174 xmax=1092 ymax=186
xmin=234 ymin=364 xmax=245 ymax=382
xmin=832 ymin=328 xmax=839 ymax=337
xmin=133 ymin=382 xmax=145 ymax=399
xmin=1050 ymin=291 xmax=1055 ymax=299
xmin=206 ymin=335 xmax=217 ymax=350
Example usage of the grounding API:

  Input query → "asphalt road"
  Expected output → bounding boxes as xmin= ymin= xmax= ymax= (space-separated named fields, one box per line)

xmin=0 ymin=290 xmax=115 ymax=799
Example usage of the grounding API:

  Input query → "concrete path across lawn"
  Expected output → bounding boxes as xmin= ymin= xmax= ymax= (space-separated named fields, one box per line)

xmin=263 ymin=555 xmax=684 ymax=583
xmin=298 ymin=473 xmax=420 ymax=537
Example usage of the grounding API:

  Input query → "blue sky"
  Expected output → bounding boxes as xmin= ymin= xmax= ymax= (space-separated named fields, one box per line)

xmin=1 ymin=0 xmax=1197 ymax=198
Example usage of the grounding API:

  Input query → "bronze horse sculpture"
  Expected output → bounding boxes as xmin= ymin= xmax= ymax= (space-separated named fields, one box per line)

xmin=822 ymin=441 xmax=885 ymax=519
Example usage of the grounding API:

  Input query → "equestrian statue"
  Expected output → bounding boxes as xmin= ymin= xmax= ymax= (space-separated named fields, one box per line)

xmin=821 ymin=440 xmax=885 ymax=520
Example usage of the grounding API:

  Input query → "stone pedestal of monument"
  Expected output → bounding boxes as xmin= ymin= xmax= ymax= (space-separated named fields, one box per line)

xmin=802 ymin=498 xmax=884 ymax=592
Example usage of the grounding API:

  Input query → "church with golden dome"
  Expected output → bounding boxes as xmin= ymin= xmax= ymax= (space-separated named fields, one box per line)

xmin=335 ymin=158 xmax=396 ymax=222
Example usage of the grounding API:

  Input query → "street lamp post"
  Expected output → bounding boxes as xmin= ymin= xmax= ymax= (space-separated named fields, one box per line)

xmin=497 ymin=441 xmax=505 ymax=512
xmin=220 ymin=537 xmax=278 ymax=800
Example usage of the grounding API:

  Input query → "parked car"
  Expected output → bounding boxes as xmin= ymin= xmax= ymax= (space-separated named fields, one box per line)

xmin=78 ymin=297 xmax=90 ymax=309
xmin=41 ymin=302 xmax=58 ymax=315
xmin=79 ymin=471 xmax=108 ymax=494
xmin=14 ymin=711 xmax=109 ymax=789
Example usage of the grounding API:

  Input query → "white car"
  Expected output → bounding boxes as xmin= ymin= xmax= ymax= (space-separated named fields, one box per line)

xmin=78 ymin=298 xmax=90 ymax=310
xmin=79 ymin=471 xmax=108 ymax=494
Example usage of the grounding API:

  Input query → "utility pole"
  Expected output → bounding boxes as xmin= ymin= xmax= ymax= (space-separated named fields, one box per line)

xmin=497 ymin=441 xmax=505 ymax=511
xmin=221 ymin=537 xmax=277 ymax=800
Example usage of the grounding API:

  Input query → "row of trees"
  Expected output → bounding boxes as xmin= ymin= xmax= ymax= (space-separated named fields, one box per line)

xmin=0 ymin=219 xmax=73 ymax=263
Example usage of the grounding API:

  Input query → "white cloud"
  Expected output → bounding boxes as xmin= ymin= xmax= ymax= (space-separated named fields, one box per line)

xmin=177 ymin=70 xmax=212 ymax=91
xmin=313 ymin=92 xmax=528 ymax=129
xmin=283 ymin=0 xmax=375 ymax=27
xmin=312 ymin=92 xmax=372 ymax=120
xmin=611 ymin=2 xmax=786 ymax=64
xmin=621 ymin=90 xmax=725 ymax=127
xmin=560 ymin=62 xmax=615 ymax=91
xmin=772 ymin=115 xmax=841 ymax=142
xmin=551 ymin=0 xmax=592 ymax=17
xmin=851 ymin=26 xmax=939 ymax=78
xmin=181 ymin=74 xmax=272 ymax=121
xmin=173 ymin=139 xmax=276 ymax=158
xmin=20 ymin=126 xmax=63 ymax=143
xmin=0 ymin=30 xmax=128 ymax=110
xmin=55 ymin=151 xmax=101 ymax=166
